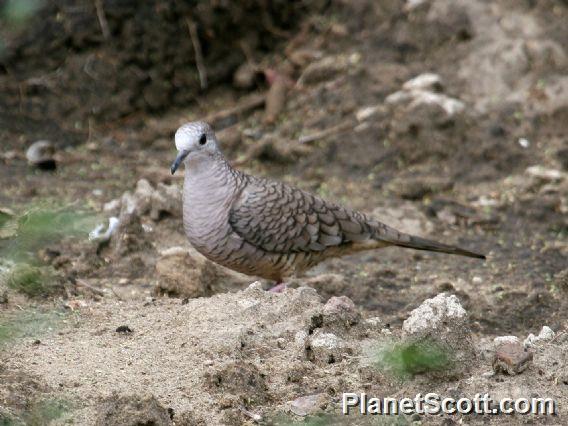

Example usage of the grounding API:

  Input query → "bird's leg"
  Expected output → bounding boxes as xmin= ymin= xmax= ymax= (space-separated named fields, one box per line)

xmin=268 ymin=281 xmax=287 ymax=293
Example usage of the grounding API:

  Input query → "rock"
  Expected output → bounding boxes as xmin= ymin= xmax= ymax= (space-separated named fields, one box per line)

xmin=155 ymin=246 xmax=249 ymax=298
xmin=322 ymin=296 xmax=360 ymax=327
xmin=289 ymin=393 xmax=327 ymax=416
xmin=117 ymin=179 xmax=182 ymax=222
xmin=525 ymin=166 xmax=565 ymax=183
xmin=103 ymin=198 xmax=121 ymax=214
xmin=403 ymin=293 xmax=474 ymax=376
xmin=233 ymin=62 xmax=258 ymax=89
xmin=402 ymin=73 xmax=443 ymax=92
xmin=95 ymin=393 xmax=172 ymax=426
xmin=386 ymin=73 xmax=465 ymax=117
xmin=493 ymin=336 xmax=520 ymax=346
xmin=151 ymin=182 xmax=181 ymax=220
xmin=386 ymin=79 xmax=466 ymax=135
xmin=306 ymin=330 xmax=351 ymax=365
xmin=493 ymin=340 xmax=533 ymax=375
xmin=524 ymin=326 xmax=555 ymax=348
xmin=403 ymin=293 xmax=467 ymax=334
xmin=25 ymin=140 xmax=56 ymax=170
xmin=89 ymin=217 xmax=120 ymax=243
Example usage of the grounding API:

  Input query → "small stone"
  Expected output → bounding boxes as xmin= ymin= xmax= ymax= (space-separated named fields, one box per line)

xmin=526 ymin=166 xmax=564 ymax=182
xmin=493 ymin=341 xmax=533 ymax=375
xmin=322 ymin=295 xmax=360 ymax=326
xmin=103 ymin=198 xmax=121 ymax=214
xmin=26 ymin=140 xmax=56 ymax=170
xmin=307 ymin=330 xmax=351 ymax=365
xmin=402 ymin=73 xmax=443 ymax=92
xmin=89 ymin=217 xmax=120 ymax=243
xmin=524 ymin=326 xmax=555 ymax=348
xmin=289 ymin=393 xmax=327 ymax=417
xmin=493 ymin=336 xmax=520 ymax=345
xmin=233 ymin=62 xmax=257 ymax=89
xmin=403 ymin=293 xmax=467 ymax=335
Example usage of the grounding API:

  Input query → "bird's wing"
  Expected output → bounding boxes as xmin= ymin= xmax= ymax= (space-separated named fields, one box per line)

xmin=228 ymin=177 xmax=377 ymax=254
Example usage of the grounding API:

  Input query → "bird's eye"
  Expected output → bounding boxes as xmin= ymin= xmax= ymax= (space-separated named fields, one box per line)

xmin=199 ymin=134 xmax=207 ymax=145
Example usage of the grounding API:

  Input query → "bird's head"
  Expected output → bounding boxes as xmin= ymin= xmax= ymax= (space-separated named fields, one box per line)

xmin=170 ymin=121 xmax=219 ymax=174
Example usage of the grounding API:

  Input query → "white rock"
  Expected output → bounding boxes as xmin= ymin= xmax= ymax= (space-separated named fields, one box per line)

xmin=406 ymin=0 xmax=429 ymax=10
xmin=289 ymin=394 xmax=326 ymax=417
xmin=89 ymin=217 xmax=119 ymax=242
xmin=294 ymin=330 xmax=308 ymax=346
xmin=402 ymin=73 xmax=442 ymax=92
xmin=26 ymin=140 xmax=55 ymax=164
xmin=526 ymin=166 xmax=564 ymax=182
xmin=310 ymin=332 xmax=341 ymax=349
xmin=103 ymin=198 xmax=121 ymax=213
xmin=403 ymin=293 xmax=467 ymax=335
xmin=518 ymin=138 xmax=530 ymax=148
xmin=524 ymin=326 xmax=555 ymax=347
xmin=493 ymin=336 xmax=520 ymax=346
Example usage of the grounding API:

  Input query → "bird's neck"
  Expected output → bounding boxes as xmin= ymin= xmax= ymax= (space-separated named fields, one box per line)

xmin=182 ymin=152 xmax=241 ymax=244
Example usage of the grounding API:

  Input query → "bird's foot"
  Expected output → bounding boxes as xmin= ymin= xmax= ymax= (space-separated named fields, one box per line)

xmin=268 ymin=282 xmax=287 ymax=293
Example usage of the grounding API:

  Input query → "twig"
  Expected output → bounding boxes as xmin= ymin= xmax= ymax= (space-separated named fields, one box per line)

xmin=239 ymin=406 xmax=262 ymax=423
xmin=111 ymin=287 xmax=124 ymax=301
xmin=298 ymin=120 xmax=355 ymax=144
xmin=186 ymin=18 xmax=208 ymax=90
xmin=94 ymin=0 xmax=111 ymax=40
xmin=203 ymin=93 xmax=266 ymax=129
xmin=76 ymin=279 xmax=106 ymax=297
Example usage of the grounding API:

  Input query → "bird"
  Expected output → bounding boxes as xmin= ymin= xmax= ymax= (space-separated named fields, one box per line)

xmin=170 ymin=121 xmax=485 ymax=289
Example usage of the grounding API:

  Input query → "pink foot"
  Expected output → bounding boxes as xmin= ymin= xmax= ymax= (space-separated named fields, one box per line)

xmin=268 ymin=282 xmax=287 ymax=293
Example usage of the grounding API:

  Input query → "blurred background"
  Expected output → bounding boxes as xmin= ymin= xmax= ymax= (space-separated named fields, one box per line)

xmin=0 ymin=0 xmax=567 ymax=424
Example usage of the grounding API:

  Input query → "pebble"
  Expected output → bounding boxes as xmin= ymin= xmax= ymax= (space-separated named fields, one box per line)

xmin=524 ymin=326 xmax=555 ymax=348
xmin=289 ymin=393 xmax=327 ymax=417
xmin=26 ymin=140 xmax=56 ymax=170
xmin=493 ymin=341 xmax=533 ymax=375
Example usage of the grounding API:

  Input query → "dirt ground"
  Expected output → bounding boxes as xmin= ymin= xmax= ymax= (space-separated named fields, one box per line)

xmin=1 ymin=0 xmax=567 ymax=425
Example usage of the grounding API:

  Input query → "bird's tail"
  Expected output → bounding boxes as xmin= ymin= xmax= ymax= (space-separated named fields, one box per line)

xmin=377 ymin=226 xmax=486 ymax=259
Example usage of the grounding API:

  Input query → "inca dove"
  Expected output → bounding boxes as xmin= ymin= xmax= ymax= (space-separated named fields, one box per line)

xmin=171 ymin=122 xmax=485 ymax=283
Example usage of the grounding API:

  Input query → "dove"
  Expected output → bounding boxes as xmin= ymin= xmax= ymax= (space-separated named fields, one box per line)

xmin=171 ymin=121 xmax=485 ymax=287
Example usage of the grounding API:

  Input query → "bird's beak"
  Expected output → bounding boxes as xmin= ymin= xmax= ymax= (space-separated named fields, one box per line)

xmin=171 ymin=150 xmax=189 ymax=175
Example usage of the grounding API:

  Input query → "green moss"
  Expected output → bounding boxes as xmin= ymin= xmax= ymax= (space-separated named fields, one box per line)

xmin=374 ymin=338 xmax=453 ymax=379
xmin=0 ymin=309 xmax=65 ymax=347
xmin=0 ymin=204 xmax=98 ymax=263
xmin=5 ymin=264 xmax=59 ymax=298
xmin=22 ymin=398 xmax=71 ymax=426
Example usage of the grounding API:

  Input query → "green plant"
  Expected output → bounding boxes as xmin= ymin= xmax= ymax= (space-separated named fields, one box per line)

xmin=4 ymin=264 xmax=60 ymax=298
xmin=375 ymin=338 xmax=453 ymax=379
